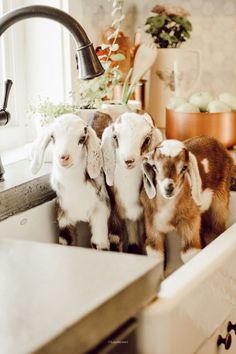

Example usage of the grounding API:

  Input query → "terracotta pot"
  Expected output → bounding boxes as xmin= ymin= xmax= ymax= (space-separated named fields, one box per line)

xmin=166 ymin=109 xmax=236 ymax=148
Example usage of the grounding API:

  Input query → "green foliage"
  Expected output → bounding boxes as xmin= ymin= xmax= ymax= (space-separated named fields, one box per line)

xmin=75 ymin=0 xmax=126 ymax=108
xmin=29 ymin=99 xmax=81 ymax=125
xmin=145 ymin=14 xmax=192 ymax=48
xmin=75 ymin=62 xmax=122 ymax=108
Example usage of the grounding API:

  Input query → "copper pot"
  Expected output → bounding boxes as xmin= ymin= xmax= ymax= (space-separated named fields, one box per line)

xmin=166 ymin=109 xmax=236 ymax=148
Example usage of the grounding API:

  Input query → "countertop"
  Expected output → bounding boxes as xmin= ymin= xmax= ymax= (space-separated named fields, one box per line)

xmin=0 ymin=239 xmax=161 ymax=354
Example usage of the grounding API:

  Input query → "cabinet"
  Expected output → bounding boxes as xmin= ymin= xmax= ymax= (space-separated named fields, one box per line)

xmin=196 ymin=312 xmax=236 ymax=354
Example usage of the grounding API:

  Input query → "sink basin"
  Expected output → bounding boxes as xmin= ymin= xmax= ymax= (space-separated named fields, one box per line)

xmin=0 ymin=193 xmax=236 ymax=354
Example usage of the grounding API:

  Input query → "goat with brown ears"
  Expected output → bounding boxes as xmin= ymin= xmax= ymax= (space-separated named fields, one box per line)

xmin=141 ymin=136 xmax=233 ymax=264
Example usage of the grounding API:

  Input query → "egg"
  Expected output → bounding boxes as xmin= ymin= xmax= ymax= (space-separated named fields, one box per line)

xmin=208 ymin=100 xmax=232 ymax=113
xmin=166 ymin=96 xmax=187 ymax=110
xmin=219 ymin=93 xmax=236 ymax=110
xmin=175 ymin=103 xmax=200 ymax=113
xmin=189 ymin=92 xmax=212 ymax=112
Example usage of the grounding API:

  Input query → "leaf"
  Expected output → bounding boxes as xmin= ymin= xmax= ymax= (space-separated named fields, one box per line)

xmin=121 ymin=68 xmax=133 ymax=103
xmin=107 ymin=28 xmax=119 ymax=40
xmin=146 ymin=15 xmax=166 ymax=29
xmin=172 ymin=16 xmax=192 ymax=31
xmin=110 ymin=53 xmax=126 ymax=61
xmin=160 ymin=31 xmax=172 ymax=43
xmin=112 ymin=14 xmax=125 ymax=27
xmin=112 ymin=6 xmax=122 ymax=16
xmin=110 ymin=43 xmax=119 ymax=51
xmin=101 ymin=43 xmax=111 ymax=50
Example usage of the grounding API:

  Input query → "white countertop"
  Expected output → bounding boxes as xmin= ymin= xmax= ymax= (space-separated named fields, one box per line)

xmin=0 ymin=239 xmax=161 ymax=354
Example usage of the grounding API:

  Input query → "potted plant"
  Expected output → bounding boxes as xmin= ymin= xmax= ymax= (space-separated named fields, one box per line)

xmin=144 ymin=4 xmax=200 ymax=128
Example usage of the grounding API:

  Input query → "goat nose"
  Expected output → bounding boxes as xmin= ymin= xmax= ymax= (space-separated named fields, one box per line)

xmin=60 ymin=154 xmax=70 ymax=161
xmin=125 ymin=158 xmax=135 ymax=166
xmin=166 ymin=183 xmax=174 ymax=193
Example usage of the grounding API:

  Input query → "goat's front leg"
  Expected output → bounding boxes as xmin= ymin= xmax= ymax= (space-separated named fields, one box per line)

xmin=126 ymin=219 xmax=143 ymax=254
xmin=56 ymin=200 xmax=78 ymax=246
xmin=177 ymin=215 xmax=202 ymax=263
xmin=145 ymin=232 xmax=165 ymax=264
xmin=90 ymin=205 xmax=110 ymax=250
xmin=58 ymin=224 xmax=78 ymax=246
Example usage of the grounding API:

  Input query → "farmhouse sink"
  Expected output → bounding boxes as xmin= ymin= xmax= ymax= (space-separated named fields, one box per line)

xmin=0 ymin=158 xmax=236 ymax=353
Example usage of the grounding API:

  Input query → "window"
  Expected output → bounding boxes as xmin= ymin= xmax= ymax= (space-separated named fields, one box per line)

xmin=0 ymin=0 xmax=72 ymax=152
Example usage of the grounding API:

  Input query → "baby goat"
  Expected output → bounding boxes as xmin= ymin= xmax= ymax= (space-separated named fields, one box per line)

xmin=31 ymin=114 xmax=110 ymax=250
xmin=141 ymin=136 xmax=233 ymax=263
xmin=101 ymin=111 xmax=163 ymax=253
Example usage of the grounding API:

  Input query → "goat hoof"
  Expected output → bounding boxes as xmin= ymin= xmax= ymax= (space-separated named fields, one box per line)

xmin=109 ymin=234 xmax=123 ymax=252
xmin=91 ymin=241 xmax=110 ymax=251
xmin=127 ymin=244 xmax=143 ymax=255
xmin=59 ymin=236 xmax=69 ymax=246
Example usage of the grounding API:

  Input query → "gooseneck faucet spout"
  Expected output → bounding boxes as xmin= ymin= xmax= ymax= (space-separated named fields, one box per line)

xmin=0 ymin=5 xmax=104 ymax=181
xmin=0 ymin=5 xmax=104 ymax=79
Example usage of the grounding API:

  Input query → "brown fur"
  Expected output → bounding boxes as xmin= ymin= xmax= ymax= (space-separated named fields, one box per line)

xmin=141 ymin=136 xmax=234 ymax=261
xmin=106 ymin=185 xmax=126 ymax=252
xmin=89 ymin=111 xmax=113 ymax=139
xmin=55 ymin=200 xmax=78 ymax=246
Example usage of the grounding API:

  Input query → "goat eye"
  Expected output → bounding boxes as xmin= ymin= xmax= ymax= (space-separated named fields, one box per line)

xmin=181 ymin=165 xmax=187 ymax=173
xmin=153 ymin=164 xmax=158 ymax=173
xmin=51 ymin=135 xmax=55 ymax=143
xmin=78 ymin=135 xmax=86 ymax=144
xmin=142 ymin=136 xmax=151 ymax=151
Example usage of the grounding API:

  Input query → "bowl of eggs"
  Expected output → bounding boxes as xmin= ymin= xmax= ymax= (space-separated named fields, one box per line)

xmin=166 ymin=92 xmax=236 ymax=147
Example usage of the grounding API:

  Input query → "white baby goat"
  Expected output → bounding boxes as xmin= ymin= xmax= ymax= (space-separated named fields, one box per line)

xmin=101 ymin=111 xmax=163 ymax=253
xmin=31 ymin=114 xmax=110 ymax=250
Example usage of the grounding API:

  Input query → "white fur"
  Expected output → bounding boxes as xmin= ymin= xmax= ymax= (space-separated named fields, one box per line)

xmin=199 ymin=188 xmax=213 ymax=212
xmin=31 ymin=114 xmax=110 ymax=249
xmin=201 ymin=158 xmax=209 ymax=173
xmin=181 ymin=248 xmax=200 ymax=263
xmin=159 ymin=140 xmax=185 ymax=157
xmin=187 ymin=152 xmax=203 ymax=206
xmin=146 ymin=246 xmax=164 ymax=263
xmin=114 ymin=160 xmax=143 ymax=221
xmin=101 ymin=112 xmax=162 ymax=246
xmin=154 ymin=197 xmax=176 ymax=233
xmin=158 ymin=178 xmax=174 ymax=198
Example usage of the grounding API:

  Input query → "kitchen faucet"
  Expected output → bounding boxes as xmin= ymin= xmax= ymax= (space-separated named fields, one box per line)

xmin=0 ymin=5 xmax=104 ymax=181
xmin=0 ymin=80 xmax=12 ymax=181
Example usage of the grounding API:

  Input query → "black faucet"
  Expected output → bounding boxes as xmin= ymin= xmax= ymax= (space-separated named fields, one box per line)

xmin=0 ymin=5 xmax=104 ymax=181
xmin=0 ymin=80 xmax=13 ymax=181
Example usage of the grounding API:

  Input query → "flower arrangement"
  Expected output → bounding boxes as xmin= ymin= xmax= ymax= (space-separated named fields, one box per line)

xmin=145 ymin=4 xmax=192 ymax=48
xmin=30 ymin=0 xmax=130 ymax=122
xmin=29 ymin=99 xmax=80 ymax=126
xmin=74 ymin=0 xmax=126 ymax=109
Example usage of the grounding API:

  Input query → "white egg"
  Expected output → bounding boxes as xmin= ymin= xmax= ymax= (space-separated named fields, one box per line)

xmin=166 ymin=96 xmax=186 ymax=110
xmin=189 ymin=92 xmax=213 ymax=111
xmin=208 ymin=100 xmax=231 ymax=113
xmin=175 ymin=103 xmax=200 ymax=113
xmin=219 ymin=93 xmax=236 ymax=110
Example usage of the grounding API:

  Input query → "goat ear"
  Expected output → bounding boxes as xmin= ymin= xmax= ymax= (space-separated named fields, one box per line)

xmin=187 ymin=151 xmax=202 ymax=206
xmin=101 ymin=125 xmax=116 ymax=186
xmin=86 ymin=126 xmax=102 ymax=179
xmin=31 ymin=128 xmax=52 ymax=174
xmin=142 ymin=159 xmax=156 ymax=199
xmin=149 ymin=128 xmax=163 ymax=151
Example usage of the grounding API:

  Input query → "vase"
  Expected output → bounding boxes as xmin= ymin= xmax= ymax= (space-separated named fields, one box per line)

xmin=146 ymin=48 xmax=201 ymax=127
xmin=100 ymin=101 xmax=129 ymax=121
xmin=77 ymin=108 xmax=98 ymax=123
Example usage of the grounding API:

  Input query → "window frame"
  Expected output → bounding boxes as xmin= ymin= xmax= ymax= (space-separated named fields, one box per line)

xmin=0 ymin=0 xmax=72 ymax=152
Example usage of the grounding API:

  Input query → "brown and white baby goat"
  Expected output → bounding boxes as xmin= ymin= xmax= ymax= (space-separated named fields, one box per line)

xmin=141 ymin=136 xmax=233 ymax=263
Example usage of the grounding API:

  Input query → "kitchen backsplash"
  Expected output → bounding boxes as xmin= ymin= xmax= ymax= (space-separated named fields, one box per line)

xmin=78 ymin=0 xmax=236 ymax=95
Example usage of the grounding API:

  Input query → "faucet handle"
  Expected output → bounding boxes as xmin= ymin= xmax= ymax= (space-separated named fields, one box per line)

xmin=0 ymin=79 xmax=13 ymax=126
xmin=2 ymin=79 xmax=13 ymax=110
